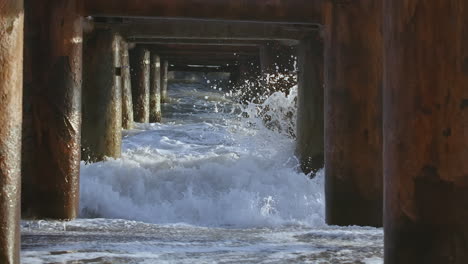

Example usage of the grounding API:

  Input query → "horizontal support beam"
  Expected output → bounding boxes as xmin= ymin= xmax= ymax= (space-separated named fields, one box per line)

xmin=146 ymin=44 xmax=260 ymax=51
xmin=141 ymin=44 xmax=260 ymax=53
xmin=156 ymin=51 xmax=258 ymax=58
xmin=161 ymin=52 xmax=259 ymax=62
xmin=169 ymin=64 xmax=237 ymax=72
xmin=94 ymin=18 xmax=317 ymax=40
xmin=165 ymin=57 xmax=255 ymax=66
xmin=129 ymin=38 xmax=299 ymax=46
xmin=83 ymin=0 xmax=322 ymax=24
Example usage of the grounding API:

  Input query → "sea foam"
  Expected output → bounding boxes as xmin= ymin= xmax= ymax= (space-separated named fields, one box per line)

xmin=80 ymin=83 xmax=325 ymax=228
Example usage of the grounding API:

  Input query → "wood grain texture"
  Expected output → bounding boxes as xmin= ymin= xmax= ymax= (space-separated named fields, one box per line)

xmin=384 ymin=0 xmax=468 ymax=263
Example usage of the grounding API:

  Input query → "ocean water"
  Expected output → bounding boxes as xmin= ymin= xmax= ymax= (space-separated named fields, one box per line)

xmin=21 ymin=82 xmax=383 ymax=263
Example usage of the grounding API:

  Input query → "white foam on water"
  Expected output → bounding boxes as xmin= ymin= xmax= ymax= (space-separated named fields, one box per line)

xmin=21 ymin=218 xmax=383 ymax=263
xmin=22 ymin=82 xmax=383 ymax=263
xmin=363 ymin=257 xmax=384 ymax=264
xmin=79 ymin=84 xmax=325 ymax=228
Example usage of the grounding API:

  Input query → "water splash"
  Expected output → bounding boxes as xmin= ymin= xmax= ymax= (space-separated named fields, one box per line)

xmin=80 ymin=81 xmax=324 ymax=228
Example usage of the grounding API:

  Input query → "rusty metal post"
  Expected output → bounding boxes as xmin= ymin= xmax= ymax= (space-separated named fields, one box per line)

xmin=323 ymin=0 xmax=383 ymax=227
xmin=296 ymin=32 xmax=323 ymax=176
xmin=131 ymin=47 xmax=150 ymax=123
xmin=22 ymin=0 xmax=83 ymax=220
xmin=150 ymin=54 xmax=162 ymax=123
xmin=82 ymin=30 xmax=122 ymax=162
xmin=121 ymin=41 xmax=134 ymax=129
xmin=161 ymin=60 xmax=169 ymax=104
xmin=0 ymin=1 xmax=23 ymax=262
xmin=384 ymin=1 xmax=468 ymax=263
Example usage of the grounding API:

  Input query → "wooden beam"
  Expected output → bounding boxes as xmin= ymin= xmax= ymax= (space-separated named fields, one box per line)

xmin=141 ymin=44 xmax=260 ymax=53
xmin=161 ymin=52 xmax=257 ymax=60
xmin=163 ymin=57 xmax=255 ymax=66
xmin=154 ymin=51 xmax=258 ymax=58
xmin=129 ymin=38 xmax=299 ymax=46
xmin=94 ymin=18 xmax=317 ymax=40
xmin=83 ymin=0 xmax=322 ymax=24
xmin=169 ymin=64 xmax=237 ymax=73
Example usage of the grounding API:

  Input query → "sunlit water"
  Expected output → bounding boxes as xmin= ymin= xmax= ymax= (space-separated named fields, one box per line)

xmin=21 ymin=82 xmax=383 ymax=263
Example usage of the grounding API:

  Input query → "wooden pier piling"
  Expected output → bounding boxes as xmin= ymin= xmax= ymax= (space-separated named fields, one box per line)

xmin=323 ymin=0 xmax=383 ymax=227
xmin=150 ymin=54 xmax=162 ymax=123
xmin=131 ymin=47 xmax=151 ymax=123
xmin=296 ymin=33 xmax=324 ymax=176
xmin=384 ymin=0 xmax=468 ymax=262
xmin=161 ymin=60 xmax=169 ymax=104
xmin=82 ymin=30 xmax=122 ymax=162
xmin=121 ymin=41 xmax=134 ymax=129
xmin=0 ymin=0 xmax=23 ymax=262
xmin=22 ymin=0 xmax=83 ymax=220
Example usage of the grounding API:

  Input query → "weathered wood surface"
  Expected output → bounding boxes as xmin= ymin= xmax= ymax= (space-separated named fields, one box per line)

xmin=121 ymin=41 xmax=134 ymax=129
xmin=130 ymin=47 xmax=151 ymax=123
xmin=22 ymin=0 xmax=82 ymax=220
xmin=161 ymin=60 xmax=169 ymax=103
xmin=129 ymin=38 xmax=286 ymax=46
xmin=95 ymin=18 xmax=317 ymax=40
xmin=324 ymin=0 xmax=383 ymax=227
xmin=384 ymin=0 xmax=468 ymax=263
xmin=169 ymin=65 xmax=237 ymax=73
xmin=0 ymin=0 xmax=23 ymax=263
xmin=84 ymin=0 xmax=322 ymax=24
xmin=296 ymin=33 xmax=324 ymax=176
xmin=150 ymin=54 xmax=162 ymax=123
xmin=144 ymin=44 xmax=260 ymax=54
xmin=82 ymin=30 xmax=122 ymax=162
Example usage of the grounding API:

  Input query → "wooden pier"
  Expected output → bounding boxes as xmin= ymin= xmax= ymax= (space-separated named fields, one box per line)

xmin=0 ymin=0 xmax=466 ymax=263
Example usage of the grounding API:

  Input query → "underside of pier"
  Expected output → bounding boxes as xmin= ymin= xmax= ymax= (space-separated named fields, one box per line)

xmin=0 ymin=0 xmax=466 ymax=263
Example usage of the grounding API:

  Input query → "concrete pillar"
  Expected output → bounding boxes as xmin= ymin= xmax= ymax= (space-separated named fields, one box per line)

xmin=150 ymin=54 xmax=162 ymax=123
xmin=296 ymin=33 xmax=323 ymax=176
xmin=131 ymin=47 xmax=150 ymax=123
xmin=323 ymin=0 xmax=383 ymax=227
xmin=121 ymin=41 xmax=134 ymax=129
xmin=82 ymin=30 xmax=122 ymax=162
xmin=161 ymin=60 xmax=169 ymax=103
xmin=384 ymin=1 xmax=468 ymax=263
xmin=0 ymin=1 xmax=23 ymax=262
xmin=22 ymin=0 xmax=83 ymax=220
